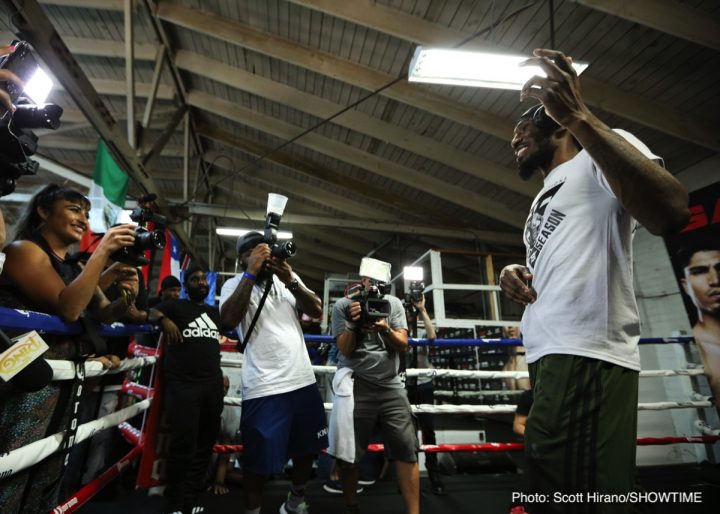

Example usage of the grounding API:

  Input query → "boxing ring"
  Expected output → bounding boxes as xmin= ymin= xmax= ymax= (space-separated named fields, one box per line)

xmin=0 ymin=307 xmax=717 ymax=513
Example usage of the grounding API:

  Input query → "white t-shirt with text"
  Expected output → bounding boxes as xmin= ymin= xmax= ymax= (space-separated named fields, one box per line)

xmin=521 ymin=129 xmax=660 ymax=371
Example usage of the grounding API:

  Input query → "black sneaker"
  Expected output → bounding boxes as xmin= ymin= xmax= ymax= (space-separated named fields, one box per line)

xmin=323 ymin=479 xmax=363 ymax=494
xmin=428 ymin=472 xmax=446 ymax=496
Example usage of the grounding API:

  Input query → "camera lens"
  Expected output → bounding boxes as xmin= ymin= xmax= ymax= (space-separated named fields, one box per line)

xmin=134 ymin=228 xmax=166 ymax=251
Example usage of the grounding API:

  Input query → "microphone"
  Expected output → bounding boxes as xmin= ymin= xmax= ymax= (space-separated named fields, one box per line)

xmin=0 ymin=330 xmax=53 ymax=392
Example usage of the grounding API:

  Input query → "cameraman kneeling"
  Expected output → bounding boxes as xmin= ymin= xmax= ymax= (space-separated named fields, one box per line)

xmin=330 ymin=258 xmax=419 ymax=514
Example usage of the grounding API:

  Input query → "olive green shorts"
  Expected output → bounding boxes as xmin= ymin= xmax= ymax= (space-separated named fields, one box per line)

xmin=525 ymin=354 xmax=639 ymax=514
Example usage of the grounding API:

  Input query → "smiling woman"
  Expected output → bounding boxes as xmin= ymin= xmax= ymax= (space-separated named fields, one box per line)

xmin=0 ymin=183 xmax=139 ymax=514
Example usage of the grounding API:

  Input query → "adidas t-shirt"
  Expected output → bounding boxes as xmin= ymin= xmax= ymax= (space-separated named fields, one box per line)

xmin=521 ymin=129 xmax=660 ymax=371
xmin=154 ymin=299 xmax=222 ymax=382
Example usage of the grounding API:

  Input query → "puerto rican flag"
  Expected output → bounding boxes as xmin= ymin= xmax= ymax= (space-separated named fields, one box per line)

xmin=157 ymin=228 xmax=181 ymax=294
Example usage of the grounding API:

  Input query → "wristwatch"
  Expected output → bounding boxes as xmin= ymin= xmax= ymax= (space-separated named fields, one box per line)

xmin=286 ymin=279 xmax=300 ymax=293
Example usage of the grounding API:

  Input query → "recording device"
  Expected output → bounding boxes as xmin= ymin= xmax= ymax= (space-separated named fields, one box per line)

xmin=347 ymin=281 xmax=392 ymax=322
xmin=401 ymin=266 xmax=425 ymax=311
xmin=0 ymin=329 xmax=53 ymax=392
xmin=110 ymin=206 xmax=167 ymax=265
xmin=404 ymin=280 xmax=425 ymax=306
xmin=0 ymin=41 xmax=63 ymax=197
xmin=264 ymin=193 xmax=296 ymax=260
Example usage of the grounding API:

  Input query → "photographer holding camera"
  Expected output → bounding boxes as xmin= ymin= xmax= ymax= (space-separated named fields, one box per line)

xmin=330 ymin=257 xmax=419 ymax=514
xmin=403 ymin=291 xmax=446 ymax=496
xmin=0 ymin=184 xmax=136 ymax=513
xmin=219 ymin=231 xmax=327 ymax=514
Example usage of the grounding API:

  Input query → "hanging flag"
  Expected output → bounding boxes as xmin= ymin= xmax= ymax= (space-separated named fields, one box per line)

xmin=157 ymin=229 xmax=181 ymax=294
xmin=87 ymin=139 xmax=129 ymax=234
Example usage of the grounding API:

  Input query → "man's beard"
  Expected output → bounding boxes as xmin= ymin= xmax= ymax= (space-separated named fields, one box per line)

xmin=187 ymin=287 xmax=208 ymax=302
xmin=518 ymin=135 xmax=555 ymax=181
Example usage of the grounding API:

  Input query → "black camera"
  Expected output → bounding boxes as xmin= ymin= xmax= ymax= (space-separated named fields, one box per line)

xmin=0 ymin=42 xmax=64 ymax=197
xmin=109 ymin=206 xmax=166 ymax=265
xmin=270 ymin=240 xmax=296 ymax=260
xmin=264 ymin=201 xmax=296 ymax=260
xmin=347 ymin=282 xmax=392 ymax=322
xmin=404 ymin=280 xmax=425 ymax=305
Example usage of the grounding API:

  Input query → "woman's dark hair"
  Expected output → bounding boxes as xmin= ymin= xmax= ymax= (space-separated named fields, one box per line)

xmin=14 ymin=184 xmax=91 ymax=241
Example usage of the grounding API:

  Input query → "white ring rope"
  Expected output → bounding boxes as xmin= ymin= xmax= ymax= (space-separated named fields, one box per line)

xmin=221 ymin=397 xmax=712 ymax=414
xmin=219 ymin=360 xmax=707 ymax=380
xmin=47 ymin=356 xmax=157 ymax=381
xmin=695 ymin=420 xmax=720 ymax=436
xmin=0 ymin=399 xmax=151 ymax=479
xmin=434 ymin=389 xmax=527 ymax=398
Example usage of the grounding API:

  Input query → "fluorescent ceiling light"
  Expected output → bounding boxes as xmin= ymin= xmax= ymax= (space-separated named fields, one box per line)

xmin=403 ymin=266 xmax=424 ymax=281
xmin=408 ymin=47 xmax=588 ymax=90
xmin=216 ymin=227 xmax=293 ymax=239
xmin=24 ymin=68 xmax=54 ymax=104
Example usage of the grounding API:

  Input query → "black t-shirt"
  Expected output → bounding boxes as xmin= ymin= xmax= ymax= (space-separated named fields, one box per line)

xmin=516 ymin=389 xmax=534 ymax=416
xmin=154 ymin=299 xmax=222 ymax=382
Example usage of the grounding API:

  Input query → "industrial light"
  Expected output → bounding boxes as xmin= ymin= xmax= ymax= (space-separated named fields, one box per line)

xmin=408 ymin=47 xmax=588 ymax=90
xmin=403 ymin=266 xmax=424 ymax=281
xmin=216 ymin=227 xmax=293 ymax=239
xmin=24 ymin=67 xmax=53 ymax=105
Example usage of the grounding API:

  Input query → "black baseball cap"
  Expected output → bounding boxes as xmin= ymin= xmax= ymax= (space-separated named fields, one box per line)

xmin=236 ymin=231 xmax=265 ymax=254
xmin=160 ymin=275 xmax=181 ymax=291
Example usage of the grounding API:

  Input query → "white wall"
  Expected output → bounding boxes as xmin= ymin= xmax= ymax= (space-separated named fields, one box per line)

xmin=633 ymin=158 xmax=719 ymax=465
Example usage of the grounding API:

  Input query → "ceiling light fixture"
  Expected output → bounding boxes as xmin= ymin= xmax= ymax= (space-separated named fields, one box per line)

xmin=216 ymin=227 xmax=293 ymax=239
xmin=408 ymin=47 xmax=588 ymax=90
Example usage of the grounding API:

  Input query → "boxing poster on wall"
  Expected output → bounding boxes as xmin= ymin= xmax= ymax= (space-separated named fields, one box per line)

xmin=664 ymin=181 xmax=720 ymax=412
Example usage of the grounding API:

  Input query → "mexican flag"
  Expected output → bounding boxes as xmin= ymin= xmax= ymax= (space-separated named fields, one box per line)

xmin=87 ymin=139 xmax=129 ymax=235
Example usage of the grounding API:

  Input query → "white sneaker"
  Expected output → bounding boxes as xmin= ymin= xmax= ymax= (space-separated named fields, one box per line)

xmin=279 ymin=493 xmax=310 ymax=514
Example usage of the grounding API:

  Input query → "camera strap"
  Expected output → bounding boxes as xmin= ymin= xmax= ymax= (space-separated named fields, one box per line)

xmin=237 ymin=279 xmax=273 ymax=353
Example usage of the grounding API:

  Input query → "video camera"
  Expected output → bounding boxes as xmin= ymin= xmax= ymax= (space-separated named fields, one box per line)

xmin=0 ymin=41 xmax=63 ymax=197
xmin=264 ymin=193 xmax=297 ymax=260
xmin=110 ymin=203 xmax=167 ymax=266
xmin=404 ymin=280 xmax=425 ymax=306
xmin=347 ymin=281 xmax=392 ymax=322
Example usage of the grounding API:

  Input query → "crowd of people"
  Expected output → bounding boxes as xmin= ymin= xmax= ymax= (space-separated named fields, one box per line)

xmin=0 ymin=47 xmax=694 ymax=514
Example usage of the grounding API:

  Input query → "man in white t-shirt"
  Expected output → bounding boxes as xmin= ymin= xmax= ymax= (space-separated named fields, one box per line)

xmin=220 ymin=232 xmax=328 ymax=514
xmin=499 ymin=48 xmax=689 ymax=513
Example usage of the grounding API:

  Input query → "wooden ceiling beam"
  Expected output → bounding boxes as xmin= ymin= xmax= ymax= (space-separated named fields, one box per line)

xmin=176 ymin=50 xmax=536 ymax=198
xmin=572 ymin=0 xmax=720 ymax=52
xmin=289 ymin=0 xmax=719 ymax=152
xmin=197 ymin=123 xmax=463 ymax=226
xmin=155 ymin=1 xmax=513 ymax=141
xmin=188 ymin=90 xmax=527 ymax=229
xmin=187 ymin=204 xmax=522 ymax=247
xmin=200 ymin=150 xmax=404 ymax=221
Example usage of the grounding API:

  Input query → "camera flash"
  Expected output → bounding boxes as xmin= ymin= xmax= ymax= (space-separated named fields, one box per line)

xmin=24 ymin=67 xmax=53 ymax=105
xmin=403 ymin=266 xmax=423 ymax=281
xmin=266 ymin=193 xmax=288 ymax=216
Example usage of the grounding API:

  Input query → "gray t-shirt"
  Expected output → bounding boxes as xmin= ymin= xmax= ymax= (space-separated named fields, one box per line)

xmin=332 ymin=294 xmax=408 ymax=388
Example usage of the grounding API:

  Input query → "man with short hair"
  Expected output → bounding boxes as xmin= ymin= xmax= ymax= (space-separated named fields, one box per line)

xmin=149 ymin=274 xmax=182 ymax=308
xmin=330 ymin=257 xmax=419 ymax=514
xmin=499 ymin=48 xmax=689 ymax=513
xmin=678 ymin=243 xmax=720 ymax=407
xmin=219 ymin=232 xmax=327 ymax=514
xmin=149 ymin=266 xmax=224 ymax=514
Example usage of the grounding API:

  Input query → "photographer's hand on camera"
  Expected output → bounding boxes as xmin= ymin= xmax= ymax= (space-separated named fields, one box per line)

xmin=247 ymin=243 xmax=271 ymax=276
xmin=94 ymin=224 xmax=137 ymax=260
xmin=0 ymin=44 xmax=24 ymax=112
xmin=266 ymin=255 xmax=292 ymax=284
